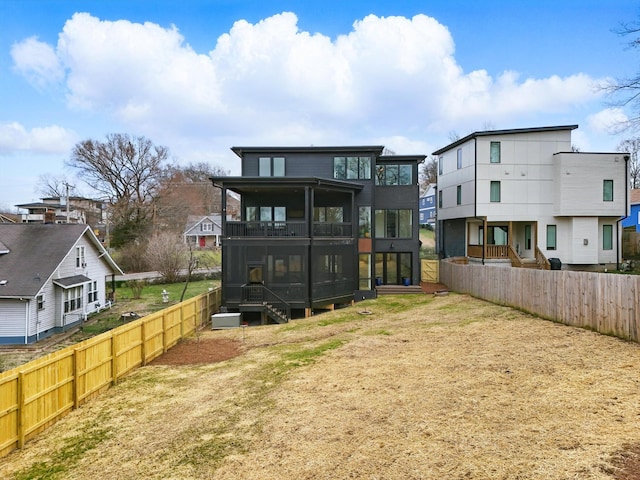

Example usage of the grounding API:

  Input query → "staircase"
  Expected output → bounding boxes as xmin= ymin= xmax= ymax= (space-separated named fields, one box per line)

xmin=508 ymin=245 xmax=550 ymax=270
xmin=240 ymin=284 xmax=290 ymax=323
xmin=376 ymin=285 xmax=424 ymax=295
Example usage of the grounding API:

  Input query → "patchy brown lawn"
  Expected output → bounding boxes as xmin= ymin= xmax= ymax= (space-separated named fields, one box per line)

xmin=2 ymin=293 xmax=640 ymax=479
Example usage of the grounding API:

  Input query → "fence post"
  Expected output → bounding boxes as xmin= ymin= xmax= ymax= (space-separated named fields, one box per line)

xmin=111 ymin=331 xmax=118 ymax=385
xmin=17 ymin=372 xmax=25 ymax=449
xmin=73 ymin=348 xmax=80 ymax=409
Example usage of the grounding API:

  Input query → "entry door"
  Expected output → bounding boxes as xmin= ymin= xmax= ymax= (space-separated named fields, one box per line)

xmin=375 ymin=252 xmax=412 ymax=285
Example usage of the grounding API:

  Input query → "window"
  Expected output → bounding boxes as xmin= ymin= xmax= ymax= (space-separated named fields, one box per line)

xmin=246 ymin=206 xmax=286 ymax=222
xmin=88 ymin=281 xmax=98 ymax=303
xmin=359 ymin=206 xmax=371 ymax=237
xmin=603 ymin=224 xmax=613 ymax=250
xmin=438 ymin=157 xmax=443 ymax=175
xmin=547 ymin=225 xmax=557 ymax=250
xmin=525 ymin=225 xmax=531 ymax=250
xmin=75 ymin=246 xmax=86 ymax=268
xmin=314 ymin=207 xmax=343 ymax=223
xmin=490 ymin=181 xmax=501 ymax=202
xmin=375 ymin=164 xmax=413 ymax=185
xmin=201 ymin=222 xmax=213 ymax=232
xmin=37 ymin=294 xmax=45 ymax=310
xmin=438 ymin=190 xmax=442 ymax=208
xmin=333 ymin=156 xmax=371 ymax=179
xmin=457 ymin=148 xmax=462 ymax=169
xmin=603 ymin=180 xmax=614 ymax=201
xmin=490 ymin=142 xmax=501 ymax=163
xmin=359 ymin=253 xmax=372 ymax=289
xmin=456 ymin=185 xmax=462 ymax=205
xmin=259 ymin=157 xmax=285 ymax=176
xmin=64 ymin=286 xmax=83 ymax=313
xmin=374 ymin=209 xmax=412 ymax=238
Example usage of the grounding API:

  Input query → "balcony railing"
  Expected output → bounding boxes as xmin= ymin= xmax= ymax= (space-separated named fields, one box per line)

xmin=226 ymin=221 xmax=306 ymax=237
xmin=225 ymin=221 xmax=353 ymax=238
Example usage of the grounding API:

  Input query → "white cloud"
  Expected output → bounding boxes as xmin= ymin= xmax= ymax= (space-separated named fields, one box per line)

xmin=0 ymin=122 xmax=77 ymax=154
xmin=9 ymin=11 xmax=608 ymax=157
xmin=10 ymin=36 xmax=64 ymax=89
xmin=586 ymin=108 xmax=628 ymax=134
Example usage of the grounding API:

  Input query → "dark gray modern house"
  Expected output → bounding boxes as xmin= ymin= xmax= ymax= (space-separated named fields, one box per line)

xmin=210 ymin=146 xmax=425 ymax=323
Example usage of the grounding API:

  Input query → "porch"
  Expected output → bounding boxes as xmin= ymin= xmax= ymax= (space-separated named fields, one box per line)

xmin=466 ymin=219 xmax=550 ymax=269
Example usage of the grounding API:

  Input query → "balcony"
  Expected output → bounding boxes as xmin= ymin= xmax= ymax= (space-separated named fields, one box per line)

xmin=225 ymin=221 xmax=353 ymax=238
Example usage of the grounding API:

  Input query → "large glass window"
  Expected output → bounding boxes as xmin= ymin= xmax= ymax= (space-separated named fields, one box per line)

xmin=490 ymin=181 xmax=501 ymax=202
xmin=603 ymin=180 xmax=614 ymax=201
xmin=314 ymin=207 xmax=343 ymax=222
xmin=375 ymin=165 xmax=413 ymax=185
xmin=259 ymin=157 xmax=285 ymax=176
xmin=547 ymin=225 xmax=557 ymax=250
xmin=359 ymin=253 xmax=372 ymax=289
xmin=333 ymin=156 xmax=371 ymax=180
xmin=603 ymin=224 xmax=613 ymax=250
xmin=490 ymin=142 xmax=501 ymax=163
xmin=374 ymin=209 xmax=412 ymax=238
xmin=359 ymin=206 xmax=371 ymax=237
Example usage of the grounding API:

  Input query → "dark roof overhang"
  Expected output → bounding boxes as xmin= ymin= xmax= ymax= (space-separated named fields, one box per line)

xmin=53 ymin=275 xmax=91 ymax=289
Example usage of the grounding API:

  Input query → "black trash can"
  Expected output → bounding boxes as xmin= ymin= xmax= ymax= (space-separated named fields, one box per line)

xmin=549 ymin=258 xmax=562 ymax=270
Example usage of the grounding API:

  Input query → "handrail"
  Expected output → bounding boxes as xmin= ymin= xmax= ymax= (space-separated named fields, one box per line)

xmin=535 ymin=247 xmax=551 ymax=270
xmin=241 ymin=284 xmax=291 ymax=321
xmin=507 ymin=244 xmax=524 ymax=267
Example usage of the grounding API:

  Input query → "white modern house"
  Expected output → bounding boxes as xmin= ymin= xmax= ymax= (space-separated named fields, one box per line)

xmin=0 ymin=224 xmax=123 ymax=344
xmin=434 ymin=125 xmax=629 ymax=270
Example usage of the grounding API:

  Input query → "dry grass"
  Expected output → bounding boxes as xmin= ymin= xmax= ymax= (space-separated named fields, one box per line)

xmin=2 ymin=293 xmax=640 ymax=479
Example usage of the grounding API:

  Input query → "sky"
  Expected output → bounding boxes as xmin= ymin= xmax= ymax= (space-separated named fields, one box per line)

xmin=1 ymin=0 xmax=639 ymax=211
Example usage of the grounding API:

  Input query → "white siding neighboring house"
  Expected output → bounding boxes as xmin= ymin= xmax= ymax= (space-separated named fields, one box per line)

xmin=183 ymin=214 xmax=222 ymax=248
xmin=0 ymin=224 xmax=123 ymax=344
xmin=435 ymin=125 xmax=629 ymax=270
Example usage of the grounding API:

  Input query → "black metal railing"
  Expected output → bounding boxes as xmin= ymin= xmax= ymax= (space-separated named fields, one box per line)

xmin=226 ymin=221 xmax=306 ymax=238
xmin=312 ymin=222 xmax=352 ymax=237
xmin=241 ymin=284 xmax=291 ymax=322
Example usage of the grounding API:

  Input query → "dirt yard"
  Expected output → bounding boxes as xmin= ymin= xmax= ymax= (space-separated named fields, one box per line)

xmin=2 ymin=293 xmax=640 ymax=479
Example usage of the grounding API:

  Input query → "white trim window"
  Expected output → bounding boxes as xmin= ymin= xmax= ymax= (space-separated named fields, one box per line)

xmin=75 ymin=245 xmax=86 ymax=268
xmin=64 ymin=286 xmax=83 ymax=313
xmin=88 ymin=281 xmax=98 ymax=303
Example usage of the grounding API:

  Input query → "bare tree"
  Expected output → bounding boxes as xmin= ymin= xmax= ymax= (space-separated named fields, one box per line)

xmin=67 ymin=134 xmax=169 ymax=246
xmin=617 ymin=137 xmax=640 ymax=188
xmin=420 ymin=156 xmax=438 ymax=190
xmin=35 ymin=173 xmax=79 ymax=198
xmin=144 ymin=232 xmax=189 ymax=284
xmin=603 ymin=20 xmax=640 ymax=131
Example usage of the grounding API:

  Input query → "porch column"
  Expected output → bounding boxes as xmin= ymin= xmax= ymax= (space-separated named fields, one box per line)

xmin=483 ymin=217 xmax=488 ymax=261
xmin=508 ymin=222 xmax=513 ymax=250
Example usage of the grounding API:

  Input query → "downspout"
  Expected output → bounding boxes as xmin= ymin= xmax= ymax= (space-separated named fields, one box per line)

xmin=24 ymin=299 xmax=29 ymax=344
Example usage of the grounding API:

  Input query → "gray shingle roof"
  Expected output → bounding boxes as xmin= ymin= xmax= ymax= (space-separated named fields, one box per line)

xmin=0 ymin=224 xmax=118 ymax=298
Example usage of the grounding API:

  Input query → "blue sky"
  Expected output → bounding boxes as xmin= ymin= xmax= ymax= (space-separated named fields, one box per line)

xmin=1 ymin=0 xmax=638 ymax=210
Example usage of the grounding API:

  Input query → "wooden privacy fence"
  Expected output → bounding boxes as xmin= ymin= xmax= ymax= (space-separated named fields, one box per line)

xmin=0 ymin=288 xmax=222 ymax=458
xmin=439 ymin=261 xmax=640 ymax=342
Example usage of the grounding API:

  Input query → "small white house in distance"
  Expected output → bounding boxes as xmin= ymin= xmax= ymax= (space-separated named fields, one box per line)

xmin=0 ymin=224 xmax=123 ymax=344
xmin=434 ymin=125 xmax=629 ymax=270
xmin=183 ymin=214 xmax=223 ymax=248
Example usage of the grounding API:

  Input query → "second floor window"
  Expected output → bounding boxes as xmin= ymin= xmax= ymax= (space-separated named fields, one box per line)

xmin=374 ymin=209 xmax=412 ymax=238
xmin=603 ymin=180 xmax=614 ymax=201
xmin=457 ymin=148 xmax=462 ymax=169
xmin=456 ymin=185 xmax=462 ymax=205
xmin=259 ymin=157 xmax=285 ymax=176
xmin=201 ymin=222 xmax=213 ymax=231
xmin=246 ymin=206 xmax=286 ymax=222
xmin=75 ymin=246 xmax=85 ymax=268
xmin=359 ymin=206 xmax=371 ymax=237
xmin=490 ymin=142 xmax=501 ymax=163
xmin=375 ymin=165 xmax=413 ymax=185
xmin=333 ymin=156 xmax=371 ymax=179
xmin=314 ymin=207 xmax=343 ymax=223
xmin=438 ymin=190 xmax=442 ymax=208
